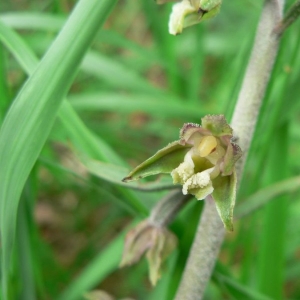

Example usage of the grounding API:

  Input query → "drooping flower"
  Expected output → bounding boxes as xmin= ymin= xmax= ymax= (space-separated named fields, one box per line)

xmin=123 ymin=115 xmax=242 ymax=231
xmin=120 ymin=220 xmax=177 ymax=286
xmin=157 ymin=0 xmax=222 ymax=35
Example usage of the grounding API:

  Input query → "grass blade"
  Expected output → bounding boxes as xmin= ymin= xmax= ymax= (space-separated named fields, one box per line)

xmin=0 ymin=0 xmax=117 ymax=297
xmin=58 ymin=229 xmax=125 ymax=300
xmin=236 ymin=175 xmax=300 ymax=218
xmin=0 ymin=14 xmax=148 ymax=216
xmin=69 ymin=92 xmax=209 ymax=118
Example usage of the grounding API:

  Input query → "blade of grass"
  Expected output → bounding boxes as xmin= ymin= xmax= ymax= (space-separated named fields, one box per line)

xmin=0 ymin=12 xmax=175 ymax=84
xmin=186 ymin=25 xmax=205 ymax=104
xmin=58 ymin=102 xmax=148 ymax=214
xmin=257 ymin=123 xmax=288 ymax=299
xmin=0 ymin=12 xmax=65 ymax=31
xmin=0 ymin=16 xmax=148 ymax=216
xmin=141 ymin=1 xmax=180 ymax=94
xmin=58 ymin=228 xmax=126 ymax=300
xmin=16 ymin=177 xmax=38 ymax=300
xmin=69 ymin=92 xmax=209 ymax=118
xmin=0 ymin=43 xmax=9 ymax=123
xmin=0 ymin=1 xmax=118 ymax=298
xmin=1 ymin=12 xmax=166 ymax=95
xmin=81 ymin=50 xmax=161 ymax=94
xmin=213 ymin=272 xmax=272 ymax=300
xmin=236 ymin=23 xmax=300 ymax=292
xmin=236 ymin=175 xmax=300 ymax=218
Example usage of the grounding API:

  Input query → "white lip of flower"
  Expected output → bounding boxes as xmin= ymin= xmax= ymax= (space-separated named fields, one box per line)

xmin=182 ymin=168 xmax=214 ymax=195
xmin=171 ymin=151 xmax=195 ymax=183
xmin=171 ymin=135 xmax=223 ymax=199
xmin=171 ymin=150 xmax=215 ymax=199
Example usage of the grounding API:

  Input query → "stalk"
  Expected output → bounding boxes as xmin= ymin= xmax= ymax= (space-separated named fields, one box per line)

xmin=175 ymin=1 xmax=285 ymax=299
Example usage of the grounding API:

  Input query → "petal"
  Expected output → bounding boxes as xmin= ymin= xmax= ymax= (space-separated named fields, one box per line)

xmin=146 ymin=228 xmax=177 ymax=286
xmin=201 ymin=115 xmax=233 ymax=137
xmin=120 ymin=221 xmax=153 ymax=267
xmin=211 ymin=170 xmax=237 ymax=231
xmin=180 ymin=123 xmax=210 ymax=144
xmin=168 ymin=0 xmax=199 ymax=35
xmin=222 ymin=142 xmax=242 ymax=176
xmin=123 ymin=141 xmax=192 ymax=182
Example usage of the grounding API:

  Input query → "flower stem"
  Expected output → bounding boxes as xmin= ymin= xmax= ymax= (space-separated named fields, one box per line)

xmin=175 ymin=197 xmax=224 ymax=300
xmin=174 ymin=1 xmax=285 ymax=299
xmin=149 ymin=190 xmax=191 ymax=227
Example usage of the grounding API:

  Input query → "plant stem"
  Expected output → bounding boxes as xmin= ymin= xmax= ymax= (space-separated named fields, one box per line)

xmin=175 ymin=1 xmax=285 ymax=299
xmin=175 ymin=197 xmax=224 ymax=300
xmin=149 ymin=190 xmax=191 ymax=227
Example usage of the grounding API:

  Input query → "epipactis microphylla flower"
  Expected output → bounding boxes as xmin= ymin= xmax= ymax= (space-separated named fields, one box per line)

xmin=156 ymin=0 xmax=222 ymax=35
xmin=120 ymin=220 xmax=177 ymax=286
xmin=123 ymin=115 xmax=242 ymax=231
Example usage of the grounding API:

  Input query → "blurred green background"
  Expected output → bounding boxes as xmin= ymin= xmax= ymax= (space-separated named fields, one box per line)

xmin=0 ymin=0 xmax=300 ymax=299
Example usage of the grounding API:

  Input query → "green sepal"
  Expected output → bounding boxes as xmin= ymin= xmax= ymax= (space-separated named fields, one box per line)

xmin=201 ymin=4 xmax=221 ymax=21
xmin=211 ymin=170 xmax=237 ymax=231
xmin=201 ymin=115 xmax=233 ymax=137
xmin=123 ymin=141 xmax=192 ymax=182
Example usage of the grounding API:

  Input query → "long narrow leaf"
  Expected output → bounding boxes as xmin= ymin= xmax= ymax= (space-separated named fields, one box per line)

xmin=236 ymin=175 xmax=300 ymax=218
xmin=58 ymin=228 xmax=126 ymax=300
xmin=0 ymin=14 xmax=148 ymax=215
xmin=0 ymin=1 xmax=117 ymax=298
xmin=69 ymin=93 xmax=208 ymax=118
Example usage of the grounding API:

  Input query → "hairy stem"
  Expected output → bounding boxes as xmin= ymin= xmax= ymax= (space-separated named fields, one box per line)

xmin=149 ymin=190 xmax=191 ymax=227
xmin=175 ymin=1 xmax=284 ymax=299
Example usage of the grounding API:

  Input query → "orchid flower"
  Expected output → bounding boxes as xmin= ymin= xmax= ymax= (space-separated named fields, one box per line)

xmin=123 ymin=115 xmax=242 ymax=231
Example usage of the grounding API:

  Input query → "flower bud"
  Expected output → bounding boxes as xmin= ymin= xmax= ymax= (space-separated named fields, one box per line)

xmin=120 ymin=220 xmax=177 ymax=286
xmin=157 ymin=0 xmax=222 ymax=35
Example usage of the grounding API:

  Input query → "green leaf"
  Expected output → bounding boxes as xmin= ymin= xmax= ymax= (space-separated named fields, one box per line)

xmin=84 ymin=159 xmax=176 ymax=191
xmin=0 ymin=13 xmax=148 ymax=218
xmin=236 ymin=175 xmax=300 ymax=218
xmin=212 ymin=261 xmax=271 ymax=300
xmin=58 ymin=230 xmax=125 ymax=300
xmin=123 ymin=141 xmax=192 ymax=182
xmin=211 ymin=171 xmax=237 ymax=231
xmin=0 ymin=0 xmax=117 ymax=298
xmin=69 ymin=92 xmax=207 ymax=118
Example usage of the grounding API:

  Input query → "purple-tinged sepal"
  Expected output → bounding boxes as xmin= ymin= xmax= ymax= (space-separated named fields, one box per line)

xmin=120 ymin=220 xmax=177 ymax=286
